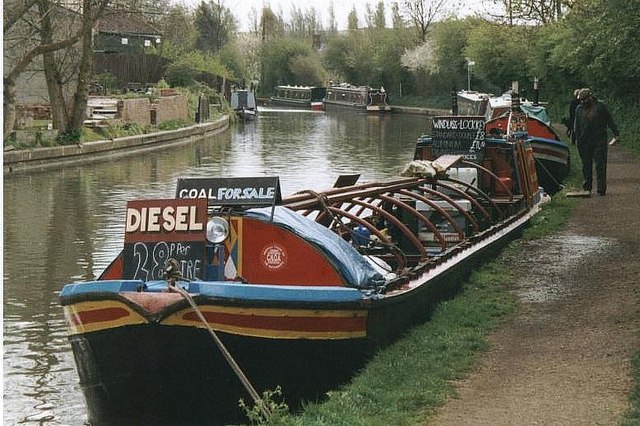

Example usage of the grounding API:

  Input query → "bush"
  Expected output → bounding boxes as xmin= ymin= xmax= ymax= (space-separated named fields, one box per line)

xmin=57 ymin=129 xmax=82 ymax=145
xmin=157 ymin=118 xmax=193 ymax=130
xmin=165 ymin=61 xmax=199 ymax=87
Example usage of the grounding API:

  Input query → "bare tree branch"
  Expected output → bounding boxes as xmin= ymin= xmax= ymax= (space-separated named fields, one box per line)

xmin=3 ymin=0 xmax=39 ymax=33
xmin=403 ymin=0 xmax=446 ymax=42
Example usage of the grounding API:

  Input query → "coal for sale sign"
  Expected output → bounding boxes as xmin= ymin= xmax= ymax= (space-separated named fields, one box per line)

xmin=176 ymin=176 xmax=282 ymax=206
xmin=430 ymin=116 xmax=486 ymax=163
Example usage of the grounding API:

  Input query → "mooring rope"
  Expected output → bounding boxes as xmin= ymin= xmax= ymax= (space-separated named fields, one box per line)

xmin=164 ymin=261 xmax=271 ymax=420
xmin=533 ymin=155 xmax=565 ymax=190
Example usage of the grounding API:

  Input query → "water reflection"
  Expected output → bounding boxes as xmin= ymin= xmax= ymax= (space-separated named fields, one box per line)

xmin=3 ymin=109 xmax=429 ymax=424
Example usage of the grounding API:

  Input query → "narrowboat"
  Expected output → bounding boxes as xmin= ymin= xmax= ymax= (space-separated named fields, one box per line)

xmin=60 ymin=110 xmax=545 ymax=425
xmin=270 ymin=85 xmax=326 ymax=111
xmin=230 ymin=89 xmax=258 ymax=120
xmin=323 ymin=83 xmax=392 ymax=112
xmin=456 ymin=90 xmax=569 ymax=193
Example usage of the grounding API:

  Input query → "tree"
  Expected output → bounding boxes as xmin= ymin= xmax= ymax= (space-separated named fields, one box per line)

xmin=374 ymin=1 xmax=386 ymax=29
xmin=544 ymin=0 xmax=640 ymax=97
xmin=391 ymin=2 xmax=405 ymax=29
xmin=160 ymin=5 xmax=197 ymax=54
xmin=328 ymin=2 xmax=337 ymax=34
xmin=347 ymin=7 xmax=359 ymax=31
xmin=260 ymin=37 xmax=325 ymax=89
xmin=323 ymin=25 xmax=412 ymax=92
xmin=3 ymin=0 xmax=109 ymax=139
xmin=464 ymin=21 xmax=534 ymax=93
xmin=429 ymin=18 xmax=477 ymax=89
xmin=402 ymin=0 xmax=447 ymax=42
xmin=288 ymin=5 xmax=322 ymax=39
xmin=492 ymin=0 xmax=567 ymax=25
xmin=195 ymin=0 xmax=237 ymax=53
xmin=260 ymin=6 xmax=284 ymax=41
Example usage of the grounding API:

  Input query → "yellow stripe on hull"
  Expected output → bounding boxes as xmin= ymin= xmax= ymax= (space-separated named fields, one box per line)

xmin=63 ymin=300 xmax=148 ymax=335
xmin=162 ymin=306 xmax=368 ymax=340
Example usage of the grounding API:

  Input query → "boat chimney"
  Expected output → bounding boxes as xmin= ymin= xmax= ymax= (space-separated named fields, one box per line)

xmin=510 ymin=81 xmax=520 ymax=111
xmin=533 ymin=77 xmax=539 ymax=106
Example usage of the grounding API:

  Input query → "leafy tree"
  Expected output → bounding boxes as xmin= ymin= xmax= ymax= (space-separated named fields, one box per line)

xmin=194 ymin=0 xmax=237 ymax=53
xmin=218 ymin=42 xmax=248 ymax=83
xmin=324 ymin=26 xmax=412 ymax=94
xmin=165 ymin=51 xmax=231 ymax=87
xmin=546 ymin=0 xmax=640 ymax=97
xmin=323 ymin=32 xmax=368 ymax=83
xmin=260 ymin=6 xmax=285 ymax=41
xmin=288 ymin=5 xmax=322 ymax=39
xmin=391 ymin=2 xmax=405 ymax=29
xmin=429 ymin=18 xmax=477 ymax=90
xmin=160 ymin=5 xmax=197 ymax=54
xmin=374 ymin=1 xmax=386 ymax=29
xmin=290 ymin=55 xmax=327 ymax=85
xmin=260 ymin=37 xmax=325 ymax=89
xmin=464 ymin=21 xmax=533 ymax=93
xmin=347 ymin=7 xmax=359 ymax=30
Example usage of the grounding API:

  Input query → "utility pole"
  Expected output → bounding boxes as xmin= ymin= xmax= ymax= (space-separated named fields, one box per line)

xmin=467 ymin=59 xmax=475 ymax=91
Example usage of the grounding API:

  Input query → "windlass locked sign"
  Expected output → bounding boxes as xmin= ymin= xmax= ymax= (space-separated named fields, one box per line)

xmin=176 ymin=176 xmax=282 ymax=206
xmin=431 ymin=116 xmax=486 ymax=162
xmin=123 ymin=198 xmax=208 ymax=281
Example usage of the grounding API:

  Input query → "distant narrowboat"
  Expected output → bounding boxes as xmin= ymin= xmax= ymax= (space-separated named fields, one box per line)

xmin=230 ymin=89 xmax=258 ymax=120
xmin=324 ymin=83 xmax=392 ymax=112
xmin=270 ymin=85 xmax=326 ymax=111
xmin=456 ymin=90 xmax=570 ymax=193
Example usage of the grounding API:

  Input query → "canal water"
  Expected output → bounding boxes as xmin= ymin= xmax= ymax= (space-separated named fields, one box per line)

xmin=2 ymin=108 xmax=430 ymax=425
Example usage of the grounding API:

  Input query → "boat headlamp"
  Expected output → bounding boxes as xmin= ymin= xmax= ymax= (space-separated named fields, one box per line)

xmin=206 ymin=217 xmax=230 ymax=244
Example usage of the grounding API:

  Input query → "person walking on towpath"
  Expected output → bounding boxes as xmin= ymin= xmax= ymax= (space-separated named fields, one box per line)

xmin=573 ymin=88 xmax=621 ymax=196
xmin=566 ymin=89 xmax=580 ymax=144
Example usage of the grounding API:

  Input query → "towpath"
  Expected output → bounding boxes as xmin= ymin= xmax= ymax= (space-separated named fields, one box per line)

xmin=427 ymin=146 xmax=640 ymax=425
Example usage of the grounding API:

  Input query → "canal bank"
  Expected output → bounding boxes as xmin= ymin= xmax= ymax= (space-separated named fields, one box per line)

xmin=391 ymin=105 xmax=450 ymax=116
xmin=3 ymin=106 xmax=446 ymax=176
xmin=3 ymin=115 xmax=229 ymax=175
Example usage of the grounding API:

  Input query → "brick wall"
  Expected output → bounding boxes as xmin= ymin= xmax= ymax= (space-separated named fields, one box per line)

xmin=117 ymin=95 xmax=188 ymax=127
xmin=118 ymin=98 xmax=151 ymax=126
xmin=154 ymin=94 xmax=189 ymax=124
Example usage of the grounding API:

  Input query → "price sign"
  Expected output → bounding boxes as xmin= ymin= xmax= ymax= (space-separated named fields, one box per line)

xmin=431 ymin=116 xmax=486 ymax=163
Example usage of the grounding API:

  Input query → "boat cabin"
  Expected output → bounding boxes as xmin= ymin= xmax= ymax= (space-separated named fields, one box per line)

xmin=324 ymin=83 xmax=391 ymax=112
xmin=270 ymin=85 xmax=326 ymax=110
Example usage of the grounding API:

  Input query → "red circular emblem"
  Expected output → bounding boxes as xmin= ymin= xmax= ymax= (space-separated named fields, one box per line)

xmin=261 ymin=244 xmax=287 ymax=270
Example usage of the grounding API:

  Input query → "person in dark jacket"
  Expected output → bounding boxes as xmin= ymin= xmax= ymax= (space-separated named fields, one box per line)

xmin=573 ymin=88 xmax=621 ymax=196
xmin=567 ymin=89 xmax=581 ymax=144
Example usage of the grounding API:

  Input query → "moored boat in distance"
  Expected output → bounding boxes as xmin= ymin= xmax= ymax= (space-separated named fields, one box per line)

xmin=324 ymin=83 xmax=392 ymax=112
xmin=456 ymin=89 xmax=569 ymax=193
xmin=230 ymin=89 xmax=258 ymax=120
xmin=270 ymin=85 xmax=327 ymax=111
xmin=60 ymin=113 xmax=546 ymax=425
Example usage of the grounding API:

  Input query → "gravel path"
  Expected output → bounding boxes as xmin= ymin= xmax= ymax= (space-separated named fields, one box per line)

xmin=427 ymin=146 xmax=640 ymax=425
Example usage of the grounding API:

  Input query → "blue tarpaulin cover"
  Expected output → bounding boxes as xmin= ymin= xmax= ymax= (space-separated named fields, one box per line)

xmin=246 ymin=206 xmax=386 ymax=289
